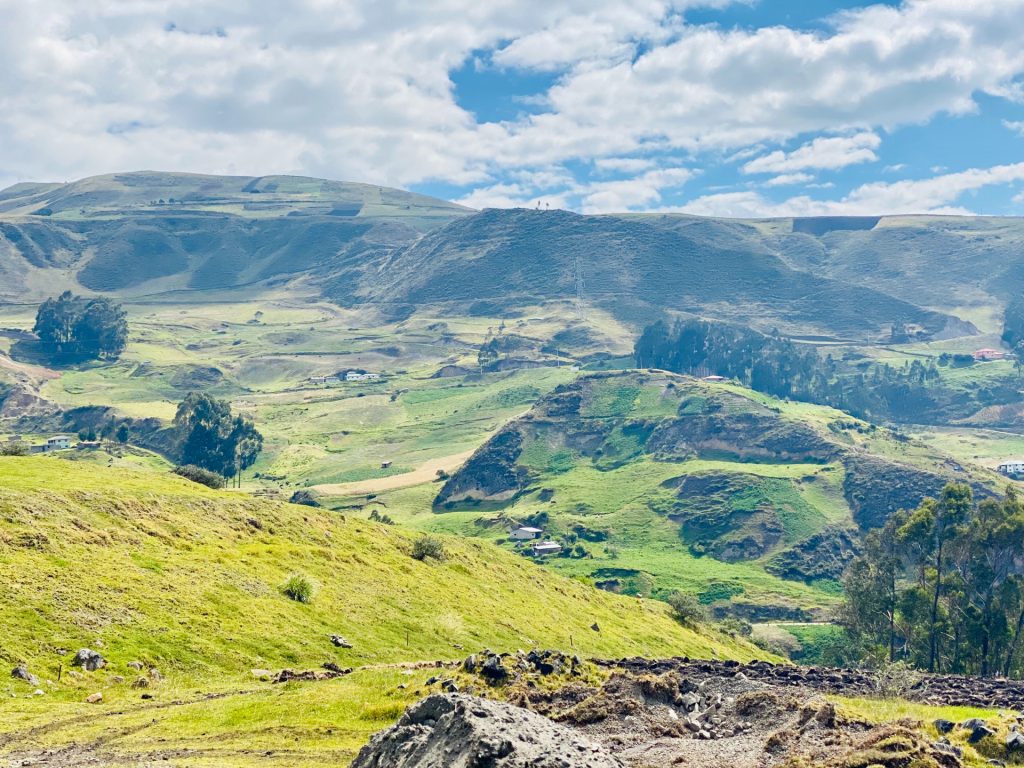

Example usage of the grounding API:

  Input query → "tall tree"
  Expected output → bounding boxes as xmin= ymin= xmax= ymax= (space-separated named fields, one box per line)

xmin=33 ymin=291 xmax=128 ymax=361
xmin=174 ymin=393 xmax=263 ymax=480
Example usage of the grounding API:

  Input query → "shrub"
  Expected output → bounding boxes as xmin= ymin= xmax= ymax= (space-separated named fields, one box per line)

xmin=0 ymin=442 xmax=30 ymax=456
xmin=869 ymin=661 xmax=921 ymax=700
xmin=411 ymin=536 xmax=446 ymax=562
xmin=289 ymin=490 xmax=320 ymax=507
xmin=667 ymin=590 xmax=707 ymax=626
xmin=369 ymin=509 xmax=395 ymax=525
xmin=173 ymin=464 xmax=226 ymax=489
xmin=281 ymin=574 xmax=315 ymax=603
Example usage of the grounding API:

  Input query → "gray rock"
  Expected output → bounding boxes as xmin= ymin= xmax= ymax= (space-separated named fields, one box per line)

xmin=481 ymin=655 xmax=508 ymax=681
xmin=71 ymin=649 xmax=105 ymax=672
xmin=330 ymin=635 xmax=353 ymax=649
xmin=11 ymin=666 xmax=39 ymax=687
xmin=968 ymin=724 xmax=996 ymax=744
xmin=351 ymin=693 xmax=624 ymax=768
xmin=1006 ymin=730 xmax=1024 ymax=751
xmin=933 ymin=718 xmax=954 ymax=734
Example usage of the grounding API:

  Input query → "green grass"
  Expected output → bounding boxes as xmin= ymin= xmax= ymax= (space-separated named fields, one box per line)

xmin=0 ymin=457 xmax=760 ymax=677
xmin=0 ymin=455 xmax=769 ymax=766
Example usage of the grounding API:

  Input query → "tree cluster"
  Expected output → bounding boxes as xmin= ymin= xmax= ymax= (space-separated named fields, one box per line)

xmin=634 ymin=319 xmax=989 ymax=423
xmin=33 ymin=292 xmax=128 ymax=362
xmin=174 ymin=393 xmax=263 ymax=484
xmin=841 ymin=483 xmax=1024 ymax=678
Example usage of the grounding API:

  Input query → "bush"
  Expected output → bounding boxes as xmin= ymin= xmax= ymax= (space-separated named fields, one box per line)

xmin=173 ymin=464 xmax=226 ymax=489
xmin=0 ymin=442 xmax=29 ymax=456
xmin=289 ymin=490 xmax=320 ymax=507
xmin=369 ymin=509 xmax=395 ymax=525
xmin=411 ymin=536 xmax=446 ymax=562
xmin=667 ymin=590 xmax=707 ymax=626
xmin=869 ymin=660 xmax=921 ymax=700
xmin=281 ymin=574 xmax=315 ymax=603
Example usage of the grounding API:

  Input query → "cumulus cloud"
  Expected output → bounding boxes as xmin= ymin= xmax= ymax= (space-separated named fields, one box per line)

xmin=2 ymin=0 xmax=1024 ymax=216
xmin=743 ymin=133 xmax=881 ymax=175
xmin=676 ymin=162 xmax=1024 ymax=217
xmin=1006 ymin=120 xmax=1024 ymax=137
xmin=762 ymin=173 xmax=814 ymax=187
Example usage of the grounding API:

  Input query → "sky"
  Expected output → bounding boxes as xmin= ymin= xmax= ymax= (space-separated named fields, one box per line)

xmin=2 ymin=0 xmax=1024 ymax=217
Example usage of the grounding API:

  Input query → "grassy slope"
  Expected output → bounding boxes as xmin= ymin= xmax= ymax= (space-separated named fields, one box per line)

xmin=0 ymin=456 xmax=766 ymax=765
xmin=385 ymin=372 xmax=1004 ymax=615
xmin=0 ymin=457 xmax=756 ymax=676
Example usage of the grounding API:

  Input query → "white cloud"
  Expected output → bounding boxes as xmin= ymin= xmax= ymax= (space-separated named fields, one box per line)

xmin=743 ymin=133 xmax=880 ymax=175
xmin=676 ymin=161 xmax=1024 ymax=217
xmin=762 ymin=173 xmax=814 ymax=187
xmin=1 ymin=0 xmax=1024 ymax=210
xmin=1005 ymin=120 xmax=1024 ymax=137
xmin=579 ymin=167 xmax=694 ymax=213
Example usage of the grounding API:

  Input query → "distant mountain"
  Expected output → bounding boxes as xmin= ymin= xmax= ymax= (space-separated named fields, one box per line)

xmin=3 ymin=172 xmax=1024 ymax=343
xmin=0 ymin=172 xmax=469 ymax=299
xmin=336 ymin=209 xmax=986 ymax=340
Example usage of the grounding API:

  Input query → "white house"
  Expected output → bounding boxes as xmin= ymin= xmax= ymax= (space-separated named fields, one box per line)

xmin=532 ymin=541 xmax=562 ymax=557
xmin=345 ymin=371 xmax=380 ymax=382
xmin=45 ymin=435 xmax=72 ymax=452
xmin=510 ymin=526 xmax=543 ymax=541
xmin=998 ymin=460 xmax=1024 ymax=476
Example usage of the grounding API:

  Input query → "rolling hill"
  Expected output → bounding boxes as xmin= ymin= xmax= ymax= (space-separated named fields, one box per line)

xmin=0 ymin=172 xmax=469 ymax=300
xmin=4 ymin=172 xmax=1024 ymax=344
xmin=0 ymin=456 xmax=750 ymax=677
xmin=427 ymin=371 xmax=1004 ymax=618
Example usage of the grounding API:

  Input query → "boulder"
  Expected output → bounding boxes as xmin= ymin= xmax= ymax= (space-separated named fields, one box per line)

xmin=351 ymin=693 xmax=624 ymax=768
xmin=330 ymin=635 xmax=353 ymax=649
xmin=481 ymin=655 xmax=509 ymax=681
xmin=1006 ymin=730 xmax=1024 ymax=751
xmin=72 ymin=648 xmax=105 ymax=672
xmin=968 ymin=724 xmax=996 ymax=744
xmin=11 ymin=665 xmax=39 ymax=687
xmin=934 ymin=719 xmax=955 ymax=734
xmin=85 ymin=692 xmax=103 ymax=704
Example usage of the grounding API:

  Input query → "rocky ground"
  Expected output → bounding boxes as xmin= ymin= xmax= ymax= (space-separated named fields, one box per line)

xmin=353 ymin=650 xmax=1024 ymax=768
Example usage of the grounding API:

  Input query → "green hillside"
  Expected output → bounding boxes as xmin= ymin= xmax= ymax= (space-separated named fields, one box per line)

xmin=0 ymin=456 xmax=751 ymax=676
xmin=0 ymin=456 xmax=767 ymax=764
xmin=416 ymin=371 xmax=1005 ymax=618
xmin=340 ymin=209 xmax=973 ymax=340
xmin=0 ymin=172 xmax=469 ymax=300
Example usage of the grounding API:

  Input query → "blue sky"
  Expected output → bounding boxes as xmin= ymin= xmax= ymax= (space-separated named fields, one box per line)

xmin=2 ymin=0 xmax=1024 ymax=216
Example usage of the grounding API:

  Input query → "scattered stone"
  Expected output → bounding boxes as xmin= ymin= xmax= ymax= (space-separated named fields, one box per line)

xmin=1006 ymin=730 xmax=1024 ymax=751
xmin=441 ymin=679 xmax=459 ymax=693
xmin=131 ymin=677 xmax=150 ymax=689
xmin=11 ymin=666 xmax=39 ymax=687
xmin=934 ymin=719 xmax=955 ymax=734
xmin=85 ymin=692 xmax=103 ymax=704
xmin=329 ymin=634 xmax=353 ymax=649
xmin=127 ymin=661 xmax=144 ymax=671
xmin=351 ymin=694 xmax=624 ymax=768
xmin=148 ymin=668 xmax=163 ymax=681
xmin=71 ymin=649 xmax=105 ymax=672
xmin=591 ymin=623 xmax=600 ymax=632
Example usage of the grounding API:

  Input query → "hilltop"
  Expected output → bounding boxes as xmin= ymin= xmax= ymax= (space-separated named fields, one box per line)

xmin=0 ymin=172 xmax=468 ymax=300
xmin=428 ymin=371 xmax=1003 ymax=618
xmin=4 ymin=173 xmax=1024 ymax=345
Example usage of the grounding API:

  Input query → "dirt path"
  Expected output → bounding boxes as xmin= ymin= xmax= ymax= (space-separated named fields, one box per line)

xmin=0 ymin=351 xmax=59 ymax=386
xmin=311 ymin=450 xmax=473 ymax=496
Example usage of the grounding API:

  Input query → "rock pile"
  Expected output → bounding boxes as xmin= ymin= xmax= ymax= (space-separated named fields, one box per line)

xmin=350 ymin=693 xmax=624 ymax=768
xmin=602 ymin=657 xmax=1024 ymax=711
